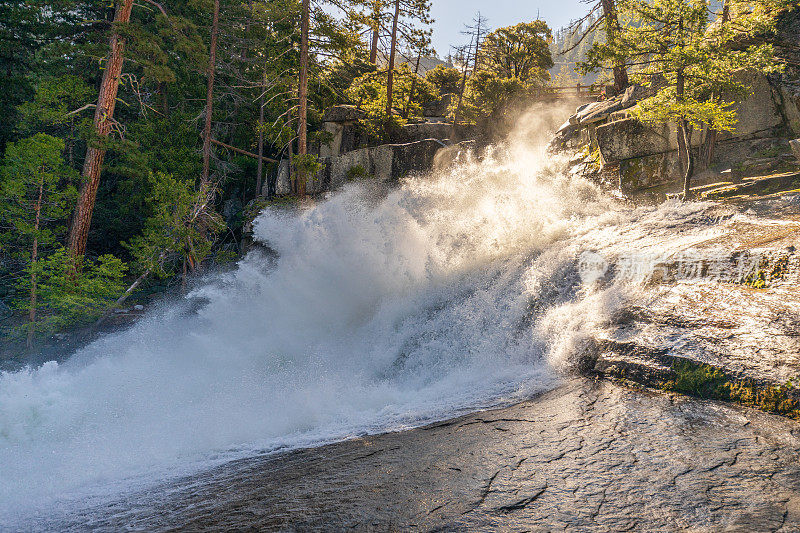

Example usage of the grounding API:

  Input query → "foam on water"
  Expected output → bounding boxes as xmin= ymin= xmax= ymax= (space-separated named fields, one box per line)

xmin=0 ymin=107 xmax=726 ymax=525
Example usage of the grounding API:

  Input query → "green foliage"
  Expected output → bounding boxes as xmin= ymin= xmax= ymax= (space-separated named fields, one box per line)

xmin=9 ymin=248 xmax=127 ymax=338
xmin=0 ymin=134 xmax=77 ymax=265
xmin=581 ymin=0 xmax=790 ymax=134
xmin=346 ymin=164 xmax=369 ymax=181
xmin=550 ymin=14 xmax=605 ymax=85
xmin=480 ymin=20 xmax=554 ymax=83
xmin=348 ymin=62 xmax=437 ymax=115
xmin=292 ymin=154 xmax=324 ymax=177
xmin=455 ymin=20 xmax=554 ymax=129
xmin=426 ymin=64 xmax=461 ymax=95
xmin=16 ymin=75 xmax=95 ymax=135
xmin=9 ymin=247 xmax=127 ymax=336
xmin=664 ymin=359 xmax=800 ymax=419
xmin=124 ymin=173 xmax=225 ymax=279
xmin=347 ymin=62 xmax=437 ymax=141
xmin=459 ymin=70 xmax=549 ymax=126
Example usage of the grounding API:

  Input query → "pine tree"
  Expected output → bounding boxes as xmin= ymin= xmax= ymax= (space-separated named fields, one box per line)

xmin=0 ymin=134 xmax=77 ymax=345
xmin=582 ymin=0 xmax=790 ymax=198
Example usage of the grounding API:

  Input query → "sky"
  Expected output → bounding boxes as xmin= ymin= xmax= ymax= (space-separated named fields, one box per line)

xmin=429 ymin=0 xmax=588 ymax=58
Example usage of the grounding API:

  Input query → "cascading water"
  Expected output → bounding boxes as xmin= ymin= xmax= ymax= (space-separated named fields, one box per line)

xmin=0 ymin=106 xmax=729 ymax=526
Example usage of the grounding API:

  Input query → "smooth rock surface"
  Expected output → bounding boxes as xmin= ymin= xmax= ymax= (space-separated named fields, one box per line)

xmin=45 ymin=379 xmax=800 ymax=532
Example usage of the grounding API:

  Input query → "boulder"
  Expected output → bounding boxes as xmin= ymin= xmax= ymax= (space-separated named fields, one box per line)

xmin=618 ymin=151 xmax=685 ymax=195
xmin=791 ymin=139 xmax=800 ymax=162
xmin=322 ymin=105 xmax=366 ymax=123
xmin=721 ymin=72 xmax=783 ymax=139
xmin=779 ymin=87 xmax=800 ymax=135
xmin=325 ymin=139 xmax=445 ymax=188
xmin=575 ymin=98 xmax=623 ymax=125
xmin=596 ymin=118 xmax=702 ymax=163
xmin=402 ymin=122 xmax=453 ymax=142
xmin=275 ymin=158 xmax=292 ymax=195
xmin=423 ymin=94 xmax=452 ymax=117
xmin=620 ymin=84 xmax=653 ymax=109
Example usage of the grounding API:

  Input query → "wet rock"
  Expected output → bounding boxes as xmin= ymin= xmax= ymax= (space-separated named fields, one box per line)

xmin=58 ymin=379 xmax=800 ymax=532
xmin=323 ymin=139 xmax=446 ymax=189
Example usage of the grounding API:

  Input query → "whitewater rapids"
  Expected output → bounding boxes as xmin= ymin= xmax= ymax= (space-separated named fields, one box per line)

xmin=0 ymin=107 xmax=726 ymax=525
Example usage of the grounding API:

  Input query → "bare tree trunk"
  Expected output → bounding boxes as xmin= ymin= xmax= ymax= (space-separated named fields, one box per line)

xmin=680 ymin=121 xmax=695 ymax=199
xmin=676 ymin=66 xmax=694 ymax=199
xmin=452 ymin=42 xmax=472 ymax=136
xmin=385 ymin=0 xmax=400 ymax=116
xmin=452 ymin=14 xmax=483 ymax=138
xmin=404 ymin=52 xmax=422 ymax=119
xmin=369 ymin=1 xmax=381 ymax=64
xmin=370 ymin=30 xmax=380 ymax=64
xmin=67 ymin=0 xmax=135 ymax=259
xmin=701 ymin=128 xmax=717 ymax=169
xmin=201 ymin=0 xmax=221 ymax=185
xmin=287 ymin=137 xmax=294 ymax=194
xmin=297 ymin=0 xmax=310 ymax=198
xmin=27 ymin=173 xmax=45 ymax=349
xmin=600 ymin=0 xmax=629 ymax=96
xmin=701 ymin=2 xmax=729 ymax=170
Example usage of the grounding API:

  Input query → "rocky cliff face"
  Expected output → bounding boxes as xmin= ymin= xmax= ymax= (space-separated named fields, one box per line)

xmin=553 ymin=8 xmax=800 ymax=200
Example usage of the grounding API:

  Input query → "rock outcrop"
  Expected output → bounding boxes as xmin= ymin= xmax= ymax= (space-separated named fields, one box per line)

xmin=556 ymin=9 xmax=800 ymax=199
xmin=303 ymin=139 xmax=446 ymax=194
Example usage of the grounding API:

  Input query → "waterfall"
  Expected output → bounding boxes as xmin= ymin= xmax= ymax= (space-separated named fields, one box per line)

xmin=0 ymin=106 xmax=724 ymax=524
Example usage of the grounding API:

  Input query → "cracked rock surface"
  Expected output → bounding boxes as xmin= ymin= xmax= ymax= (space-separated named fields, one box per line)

xmin=52 ymin=379 xmax=800 ymax=531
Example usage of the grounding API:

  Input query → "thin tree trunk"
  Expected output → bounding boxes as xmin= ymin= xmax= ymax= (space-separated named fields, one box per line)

xmin=680 ymin=121 xmax=694 ymax=199
xmin=452 ymin=16 xmax=483 ymax=138
xmin=287 ymin=137 xmax=294 ymax=194
xmin=404 ymin=52 xmax=422 ymax=119
xmin=158 ymin=81 xmax=169 ymax=116
xmin=385 ymin=0 xmax=400 ymax=116
xmin=369 ymin=1 xmax=381 ymax=64
xmin=370 ymin=29 xmax=380 ymax=64
xmin=701 ymin=2 xmax=729 ymax=170
xmin=27 ymin=172 xmax=45 ymax=349
xmin=297 ymin=0 xmax=310 ymax=198
xmin=201 ymin=0 xmax=221 ymax=185
xmin=68 ymin=121 xmax=75 ymax=168
xmin=676 ymin=65 xmax=694 ymax=199
xmin=600 ymin=0 xmax=629 ymax=96
xmin=452 ymin=39 xmax=472 ymax=136
xmin=256 ymin=73 xmax=266 ymax=197
xmin=182 ymin=258 xmax=188 ymax=294
xmin=67 ymin=0 xmax=135 ymax=259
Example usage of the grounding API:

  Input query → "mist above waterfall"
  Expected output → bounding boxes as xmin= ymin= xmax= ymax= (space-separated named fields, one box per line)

xmin=0 ymin=105 xmax=727 ymax=525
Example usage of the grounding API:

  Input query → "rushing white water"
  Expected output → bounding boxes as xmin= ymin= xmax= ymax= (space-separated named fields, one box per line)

xmin=0 ymin=107 xmax=729 ymax=525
